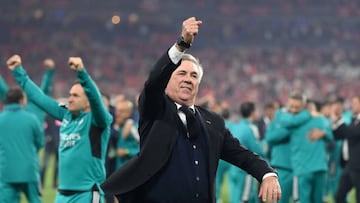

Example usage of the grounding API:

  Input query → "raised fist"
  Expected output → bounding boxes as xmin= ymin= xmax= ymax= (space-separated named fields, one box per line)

xmin=68 ymin=57 xmax=84 ymax=71
xmin=43 ymin=58 xmax=55 ymax=69
xmin=6 ymin=55 xmax=22 ymax=70
xmin=181 ymin=17 xmax=203 ymax=45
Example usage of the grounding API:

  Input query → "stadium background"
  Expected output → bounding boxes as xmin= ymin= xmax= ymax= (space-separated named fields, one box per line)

xmin=0 ymin=0 xmax=358 ymax=202
xmin=2 ymin=0 xmax=360 ymax=110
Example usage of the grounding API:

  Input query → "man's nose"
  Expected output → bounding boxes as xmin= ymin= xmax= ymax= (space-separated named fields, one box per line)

xmin=184 ymin=79 xmax=192 ymax=84
xmin=184 ymin=74 xmax=193 ymax=81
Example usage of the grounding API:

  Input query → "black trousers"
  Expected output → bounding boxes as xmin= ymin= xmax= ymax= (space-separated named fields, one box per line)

xmin=335 ymin=165 xmax=360 ymax=203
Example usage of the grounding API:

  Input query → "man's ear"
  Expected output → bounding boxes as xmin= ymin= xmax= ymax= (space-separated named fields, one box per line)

xmin=19 ymin=97 xmax=27 ymax=106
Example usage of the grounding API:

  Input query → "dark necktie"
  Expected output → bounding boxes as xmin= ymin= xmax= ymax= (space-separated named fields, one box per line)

xmin=179 ymin=106 xmax=201 ymax=140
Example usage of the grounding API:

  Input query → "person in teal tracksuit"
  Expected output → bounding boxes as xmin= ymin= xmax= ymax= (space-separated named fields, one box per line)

xmin=289 ymin=100 xmax=333 ymax=203
xmin=0 ymin=87 xmax=44 ymax=203
xmin=1 ymin=59 xmax=56 ymax=190
xmin=0 ymin=58 xmax=54 ymax=124
xmin=266 ymin=93 xmax=311 ymax=203
xmin=7 ymin=55 xmax=112 ymax=203
xmin=216 ymin=108 xmax=237 ymax=202
xmin=113 ymin=99 xmax=139 ymax=169
xmin=228 ymin=102 xmax=266 ymax=203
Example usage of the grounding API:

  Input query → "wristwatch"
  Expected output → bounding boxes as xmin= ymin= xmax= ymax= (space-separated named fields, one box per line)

xmin=176 ymin=36 xmax=192 ymax=49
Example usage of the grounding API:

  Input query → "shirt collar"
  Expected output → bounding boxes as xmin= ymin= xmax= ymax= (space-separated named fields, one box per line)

xmin=175 ymin=102 xmax=195 ymax=112
xmin=5 ymin=103 xmax=23 ymax=111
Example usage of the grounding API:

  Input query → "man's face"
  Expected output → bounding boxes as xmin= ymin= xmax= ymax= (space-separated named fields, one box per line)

xmin=165 ymin=60 xmax=201 ymax=106
xmin=67 ymin=83 xmax=89 ymax=113
xmin=287 ymin=98 xmax=304 ymax=114
xmin=321 ymin=104 xmax=331 ymax=117
xmin=331 ymin=102 xmax=343 ymax=116
xmin=115 ymin=101 xmax=132 ymax=124
xmin=264 ymin=107 xmax=275 ymax=120
xmin=351 ymin=97 xmax=360 ymax=115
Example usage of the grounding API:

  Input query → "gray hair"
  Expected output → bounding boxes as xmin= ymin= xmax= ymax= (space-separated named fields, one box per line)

xmin=182 ymin=53 xmax=203 ymax=82
xmin=290 ymin=92 xmax=307 ymax=104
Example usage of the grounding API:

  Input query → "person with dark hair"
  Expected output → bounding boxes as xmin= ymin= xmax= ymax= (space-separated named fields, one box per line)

xmin=319 ymin=100 xmax=341 ymax=201
xmin=228 ymin=101 xmax=266 ymax=203
xmin=7 ymin=54 xmax=112 ymax=203
xmin=101 ymin=17 xmax=281 ymax=203
xmin=0 ymin=87 xmax=44 ymax=203
xmin=325 ymin=98 xmax=351 ymax=201
xmin=257 ymin=102 xmax=276 ymax=141
xmin=240 ymin=102 xmax=256 ymax=118
xmin=5 ymin=87 xmax=25 ymax=103
xmin=332 ymin=95 xmax=360 ymax=203
xmin=331 ymin=97 xmax=352 ymax=169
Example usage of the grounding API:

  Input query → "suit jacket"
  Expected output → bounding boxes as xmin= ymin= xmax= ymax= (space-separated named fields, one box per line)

xmin=333 ymin=117 xmax=360 ymax=170
xmin=256 ymin=117 xmax=268 ymax=140
xmin=101 ymin=49 xmax=275 ymax=202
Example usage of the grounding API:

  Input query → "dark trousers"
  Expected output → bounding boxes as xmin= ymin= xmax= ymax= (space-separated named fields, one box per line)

xmin=335 ymin=166 xmax=360 ymax=203
xmin=40 ymin=145 xmax=58 ymax=188
xmin=105 ymin=157 xmax=116 ymax=203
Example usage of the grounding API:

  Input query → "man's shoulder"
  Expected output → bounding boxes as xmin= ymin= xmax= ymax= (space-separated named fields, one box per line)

xmin=8 ymin=110 xmax=42 ymax=125
xmin=195 ymin=105 xmax=223 ymax=122
xmin=196 ymin=105 xmax=215 ymax=114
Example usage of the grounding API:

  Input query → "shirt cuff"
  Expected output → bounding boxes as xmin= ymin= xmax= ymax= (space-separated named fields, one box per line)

xmin=168 ymin=44 xmax=185 ymax=64
xmin=262 ymin=172 xmax=278 ymax=180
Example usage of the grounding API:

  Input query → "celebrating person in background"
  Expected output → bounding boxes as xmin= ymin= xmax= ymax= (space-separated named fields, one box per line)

xmin=7 ymin=54 xmax=112 ymax=203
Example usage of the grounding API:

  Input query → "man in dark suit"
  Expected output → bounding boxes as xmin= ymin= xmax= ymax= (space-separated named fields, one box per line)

xmin=101 ymin=17 xmax=281 ymax=203
xmin=257 ymin=102 xmax=276 ymax=141
xmin=332 ymin=95 xmax=360 ymax=203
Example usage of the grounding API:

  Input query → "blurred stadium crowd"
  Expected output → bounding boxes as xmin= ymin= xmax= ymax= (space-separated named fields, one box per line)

xmin=1 ymin=0 xmax=360 ymax=109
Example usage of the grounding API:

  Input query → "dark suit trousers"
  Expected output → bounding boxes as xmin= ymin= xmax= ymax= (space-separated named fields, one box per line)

xmin=335 ymin=166 xmax=360 ymax=203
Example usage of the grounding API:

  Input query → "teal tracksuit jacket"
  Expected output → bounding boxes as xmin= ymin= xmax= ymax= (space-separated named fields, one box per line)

xmin=0 ymin=104 xmax=44 ymax=182
xmin=12 ymin=66 xmax=112 ymax=192
xmin=228 ymin=119 xmax=265 ymax=203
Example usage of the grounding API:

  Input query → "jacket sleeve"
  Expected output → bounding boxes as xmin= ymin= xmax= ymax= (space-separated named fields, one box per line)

xmin=32 ymin=114 xmax=45 ymax=151
xmin=0 ymin=75 xmax=9 ymax=103
xmin=244 ymin=126 xmax=266 ymax=157
xmin=76 ymin=69 xmax=112 ymax=127
xmin=11 ymin=66 xmax=66 ymax=120
xmin=138 ymin=50 xmax=179 ymax=122
xmin=137 ymin=49 xmax=180 ymax=145
xmin=278 ymin=109 xmax=311 ymax=128
xmin=221 ymin=127 xmax=274 ymax=183
xmin=265 ymin=120 xmax=291 ymax=146
xmin=320 ymin=116 xmax=333 ymax=142
xmin=333 ymin=122 xmax=360 ymax=140
xmin=40 ymin=68 xmax=54 ymax=95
